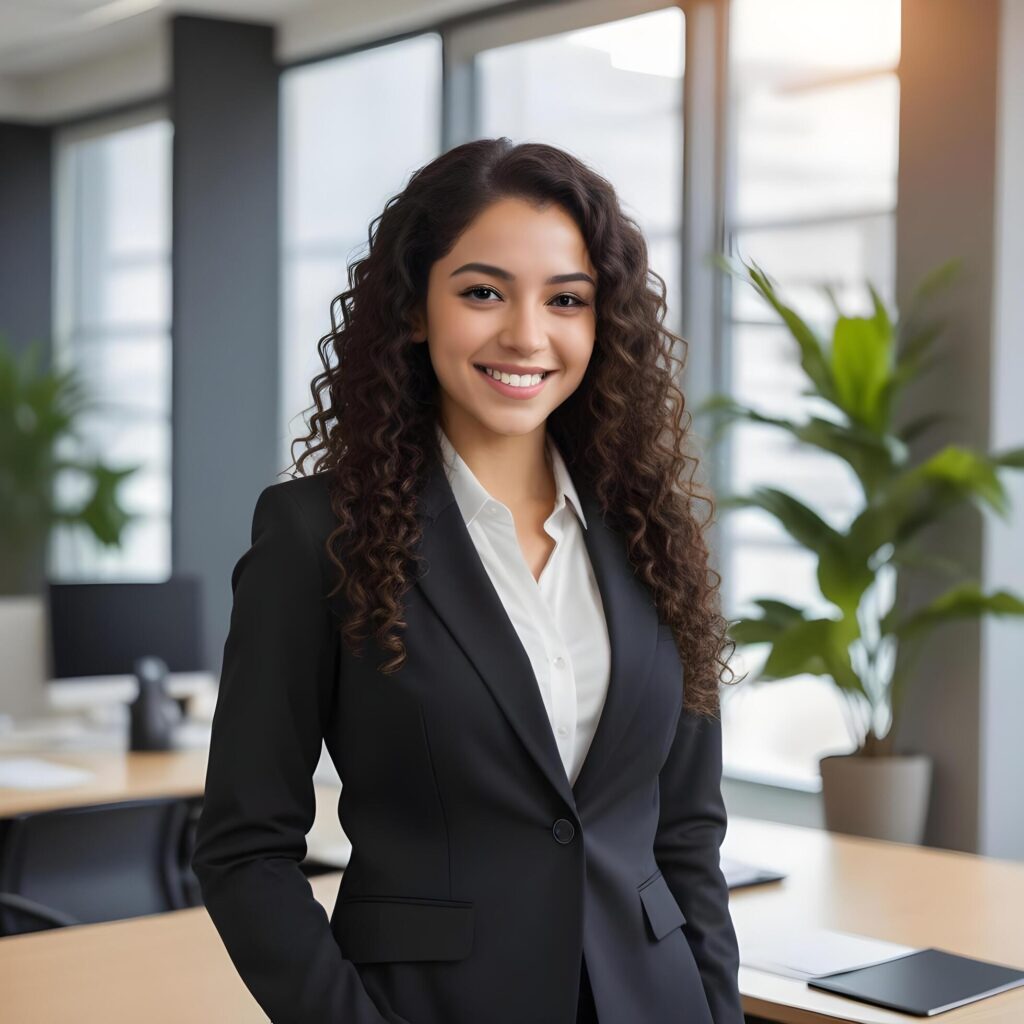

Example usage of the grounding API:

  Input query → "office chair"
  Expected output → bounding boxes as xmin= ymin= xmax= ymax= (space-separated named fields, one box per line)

xmin=178 ymin=796 xmax=205 ymax=908
xmin=0 ymin=797 xmax=190 ymax=937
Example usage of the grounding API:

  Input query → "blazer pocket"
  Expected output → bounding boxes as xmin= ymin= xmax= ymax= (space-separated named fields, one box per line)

xmin=336 ymin=895 xmax=474 ymax=963
xmin=638 ymin=869 xmax=687 ymax=941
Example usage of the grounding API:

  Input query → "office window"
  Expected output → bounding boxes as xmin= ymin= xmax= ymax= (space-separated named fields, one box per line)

xmin=473 ymin=5 xmax=685 ymax=336
xmin=720 ymin=0 xmax=901 ymax=787
xmin=51 ymin=113 xmax=173 ymax=581
xmin=279 ymin=34 xmax=443 ymax=471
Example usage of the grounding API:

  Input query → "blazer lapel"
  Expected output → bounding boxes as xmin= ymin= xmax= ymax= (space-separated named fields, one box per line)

xmin=570 ymin=483 xmax=660 ymax=804
xmin=414 ymin=455 xmax=660 ymax=812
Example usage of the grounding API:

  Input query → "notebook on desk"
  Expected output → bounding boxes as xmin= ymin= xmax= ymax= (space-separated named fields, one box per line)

xmin=808 ymin=947 xmax=1024 ymax=1016
xmin=721 ymin=854 xmax=786 ymax=889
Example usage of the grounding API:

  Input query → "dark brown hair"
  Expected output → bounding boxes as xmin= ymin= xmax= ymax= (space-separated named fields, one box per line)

xmin=288 ymin=137 xmax=738 ymax=718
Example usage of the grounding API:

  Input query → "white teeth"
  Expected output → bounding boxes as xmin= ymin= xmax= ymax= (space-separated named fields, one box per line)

xmin=479 ymin=366 xmax=545 ymax=387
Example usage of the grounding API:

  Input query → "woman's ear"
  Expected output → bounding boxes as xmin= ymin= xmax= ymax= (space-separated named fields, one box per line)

xmin=409 ymin=305 xmax=427 ymax=343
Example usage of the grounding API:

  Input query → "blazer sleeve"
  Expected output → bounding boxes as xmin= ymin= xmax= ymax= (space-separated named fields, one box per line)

xmin=191 ymin=484 xmax=404 ymax=1024
xmin=653 ymin=700 xmax=744 ymax=1024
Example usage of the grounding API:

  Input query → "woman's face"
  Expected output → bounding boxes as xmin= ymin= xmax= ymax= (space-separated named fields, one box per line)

xmin=412 ymin=197 xmax=598 ymax=442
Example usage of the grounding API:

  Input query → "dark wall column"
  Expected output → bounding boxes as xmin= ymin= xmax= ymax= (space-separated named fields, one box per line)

xmin=0 ymin=124 xmax=52 ymax=359
xmin=0 ymin=123 xmax=52 ymax=596
xmin=171 ymin=15 xmax=280 ymax=673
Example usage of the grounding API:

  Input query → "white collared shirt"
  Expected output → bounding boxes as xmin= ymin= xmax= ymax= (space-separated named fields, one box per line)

xmin=436 ymin=422 xmax=611 ymax=786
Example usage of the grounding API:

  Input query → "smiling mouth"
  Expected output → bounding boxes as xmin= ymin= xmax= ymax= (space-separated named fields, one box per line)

xmin=473 ymin=364 xmax=552 ymax=380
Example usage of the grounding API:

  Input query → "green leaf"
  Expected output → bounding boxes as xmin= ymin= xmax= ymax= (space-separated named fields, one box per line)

xmin=761 ymin=616 xmax=863 ymax=695
xmin=921 ymin=446 xmax=1009 ymax=516
xmin=817 ymin=551 xmax=875 ymax=620
xmin=732 ymin=258 xmax=838 ymax=404
xmin=698 ymin=400 xmax=895 ymax=486
xmin=889 ymin=582 xmax=1024 ymax=640
xmin=868 ymin=281 xmax=893 ymax=340
xmin=761 ymin=617 xmax=831 ymax=678
xmin=822 ymin=282 xmax=845 ymax=319
xmin=751 ymin=598 xmax=809 ymax=628
xmin=730 ymin=617 xmax=787 ymax=645
xmin=831 ymin=314 xmax=894 ymax=432
xmin=852 ymin=445 xmax=1013 ymax=554
xmin=724 ymin=487 xmax=874 ymax=613
xmin=795 ymin=417 xmax=904 ymax=498
xmin=74 ymin=462 xmax=141 ymax=545
xmin=725 ymin=487 xmax=841 ymax=552
xmin=690 ymin=394 xmax=792 ymax=443
xmin=729 ymin=599 xmax=808 ymax=644
xmin=694 ymin=394 xmax=902 ymax=496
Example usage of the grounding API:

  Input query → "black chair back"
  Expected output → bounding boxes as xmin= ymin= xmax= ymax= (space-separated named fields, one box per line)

xmin=0 ymin=797 xmax=189 ymax=937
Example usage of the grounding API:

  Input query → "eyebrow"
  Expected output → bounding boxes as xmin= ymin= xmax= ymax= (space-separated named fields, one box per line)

xmin=449 ymin=262 xmax=596 ymax=287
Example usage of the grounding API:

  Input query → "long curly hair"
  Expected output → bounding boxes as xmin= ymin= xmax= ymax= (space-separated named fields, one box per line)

xmin=287 ymin=137 xmax=739 ymax=718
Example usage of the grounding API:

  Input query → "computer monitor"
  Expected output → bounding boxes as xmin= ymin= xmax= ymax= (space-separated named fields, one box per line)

xmin=46 ymin=577 xmax=214 ymax=710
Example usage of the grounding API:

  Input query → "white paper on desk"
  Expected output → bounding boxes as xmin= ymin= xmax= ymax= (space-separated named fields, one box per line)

xmin=0 ymin=757 xmax=95 ymax=789
xmin=740 ymin=926 xmax=918 ymax=981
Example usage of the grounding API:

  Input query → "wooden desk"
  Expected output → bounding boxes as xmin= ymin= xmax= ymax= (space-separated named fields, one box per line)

xmin=1 ymin=814 xmax=1021 ymax=1022
xmin=0 ymin=746 xmax=350 ymax=867
xmin=0 ymin=749 xmax=209 ymax=817
xmin=0 ymin=871 xmax=345 ymax=1023
xmin=724 ymin=818 xmax=1024 ymax=1023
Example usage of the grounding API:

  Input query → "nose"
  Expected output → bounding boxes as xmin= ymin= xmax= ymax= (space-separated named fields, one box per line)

xmin=497 ymin=300 xmax=550 ymax=356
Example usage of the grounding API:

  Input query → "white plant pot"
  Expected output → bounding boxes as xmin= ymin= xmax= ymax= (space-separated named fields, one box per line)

xmin=819 ymin=751 xmax=933 ymax=845
xmin=0 ymin=594 xmax=52 ymax=724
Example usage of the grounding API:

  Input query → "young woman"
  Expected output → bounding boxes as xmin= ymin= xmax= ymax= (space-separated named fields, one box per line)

xmin=192 ymin=138 xmax=743 ymax=1024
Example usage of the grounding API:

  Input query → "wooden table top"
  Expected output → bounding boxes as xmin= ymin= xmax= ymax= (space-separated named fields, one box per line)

xmin=0 ymin=813 xmax=1021 ymax=1022
xmin=1 ymin=747 xmax=1022 ymax=1023
xmin=724 ymin=816 xmax=1024 ymax=1023
xmin=0 ymin=748 xmax=210 ymax=816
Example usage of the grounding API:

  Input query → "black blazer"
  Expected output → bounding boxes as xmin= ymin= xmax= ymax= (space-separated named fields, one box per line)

xmin=191 ymin=459 xmax=743 ymax=1024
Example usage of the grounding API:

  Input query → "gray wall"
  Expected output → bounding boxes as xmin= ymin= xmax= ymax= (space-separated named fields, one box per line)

xmin=893 ymin=0 xmax=1022 ymax=857
xmin=0 ymin=123 xmax=51 ymax=360
xmin=170 ymin=15 xmax=280 ymax=673
xmin=980 ymin=0 xmax=1024 ymax=860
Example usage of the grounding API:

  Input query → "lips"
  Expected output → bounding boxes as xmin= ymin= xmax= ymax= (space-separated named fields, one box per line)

xmin=474 ymin=363 xmax=553 ymax=398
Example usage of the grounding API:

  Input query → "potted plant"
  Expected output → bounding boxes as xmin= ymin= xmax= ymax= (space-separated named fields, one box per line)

xmin=0 ymin=331 xmax=139 ymax=721
xmin=697 ymin=259 xmax=1024 ymax=844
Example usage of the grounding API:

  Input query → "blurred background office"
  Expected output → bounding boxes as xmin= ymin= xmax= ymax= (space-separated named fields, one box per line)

xmin=1 ymin=0 xmax=1022 ymax=902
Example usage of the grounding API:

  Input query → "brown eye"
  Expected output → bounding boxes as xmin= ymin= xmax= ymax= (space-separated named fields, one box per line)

xmin=461 ymin=286 xmax=500 ymax=301
xmin=550 ymin=293 xmax=588 ymax=308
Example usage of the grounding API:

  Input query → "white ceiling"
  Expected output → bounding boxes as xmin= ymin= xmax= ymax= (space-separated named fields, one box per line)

xmin=0 ymin=1 xmax=317 ymax=77
xmin=0 ymin=0 xmax=509 ymax=121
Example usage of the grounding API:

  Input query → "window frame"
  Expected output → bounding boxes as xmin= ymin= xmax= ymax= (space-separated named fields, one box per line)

xmin=51 ymin=102 xmax=174 ymax=582
xmin=718 ymin=4 xmax=902 ymax=789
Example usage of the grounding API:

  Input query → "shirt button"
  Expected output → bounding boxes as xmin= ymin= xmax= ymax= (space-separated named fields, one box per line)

xmin=552 ymin=656 xmax=565 ymax=669
xmin=552 ymin=818 xmax=575 ymax=844
xmin=556 ymin=725 xmax=569 ymax=736
xmin=489 ymin=505 xmax=501 ymax=516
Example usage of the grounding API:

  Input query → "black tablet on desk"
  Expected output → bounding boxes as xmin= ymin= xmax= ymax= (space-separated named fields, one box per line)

xmin=720 ymin=855 xmax=786 ymax=890
xmin=808 ymin=947 xmax=1024 ymax=1016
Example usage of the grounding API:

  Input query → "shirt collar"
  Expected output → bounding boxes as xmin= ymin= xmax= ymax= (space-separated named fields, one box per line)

xmin=435 ymin=421 xmax=587 ymax=530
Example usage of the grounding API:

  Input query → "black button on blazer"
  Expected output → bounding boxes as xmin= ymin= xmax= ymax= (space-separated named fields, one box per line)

xmin=191 ymin=458 xmax=743 ymax=1024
